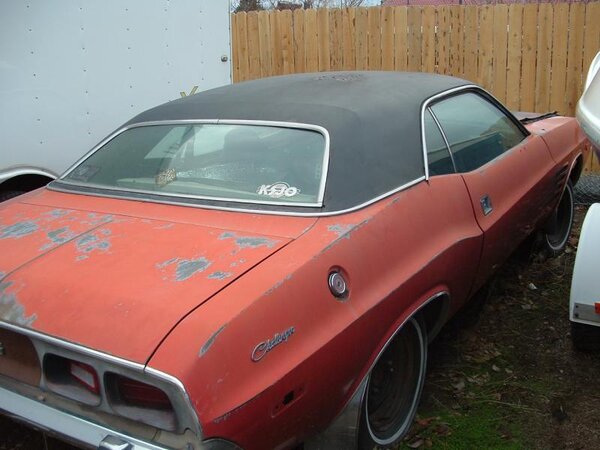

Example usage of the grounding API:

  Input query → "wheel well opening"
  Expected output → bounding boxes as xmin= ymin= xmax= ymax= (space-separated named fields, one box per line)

xmin=0 ymin=174 xmax=54 ymax=194
xmin=570 ymin=155 xmax=584 ymax=186
xmin=419 ymin=294 xmax=450 ymax=343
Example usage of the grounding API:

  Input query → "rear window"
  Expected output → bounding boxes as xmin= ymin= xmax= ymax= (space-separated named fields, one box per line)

xmin=62 ymin=123 xmax=327 ymax=206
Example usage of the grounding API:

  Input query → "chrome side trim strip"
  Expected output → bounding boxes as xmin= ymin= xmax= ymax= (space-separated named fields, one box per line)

xmin=48 ymin=175 xmax=427 ymax=218
xmin=0 ymin=385 xmax=165 ymax=450
xmin=58 ymin=119 xmax=331 ymax=208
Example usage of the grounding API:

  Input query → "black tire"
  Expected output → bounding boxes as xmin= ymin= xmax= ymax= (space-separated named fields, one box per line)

xmin=543 ymin=181 xmax=574 ymax=257
xmin=571 ymin=321 xmax=600 ymax=352
xmin=0 ymin=190 xmax=25 ymax=202
xmin=358 ymin=317 xmax=427 ymax=449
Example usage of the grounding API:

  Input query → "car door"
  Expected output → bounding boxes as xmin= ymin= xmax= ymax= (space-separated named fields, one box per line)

xmin=428 ymin=90 xmax=557 ymax=291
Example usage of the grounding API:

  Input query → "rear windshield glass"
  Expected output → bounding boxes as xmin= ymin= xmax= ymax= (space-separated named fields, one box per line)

xmin=62 ymin=124 xmax=327 ymax=206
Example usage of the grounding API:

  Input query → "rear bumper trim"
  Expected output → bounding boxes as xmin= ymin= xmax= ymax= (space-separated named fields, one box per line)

xmin=0 ymin=385 xmax=165 ymax=450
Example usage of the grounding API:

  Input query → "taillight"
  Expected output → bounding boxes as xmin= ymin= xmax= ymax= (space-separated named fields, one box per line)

xmin=114 ymin=375 xmax=173 ymax=410
xmin=43 ymin=354 xmax=101 ymax=405
xmin=69 ymin=360 xmax=100 ymax=395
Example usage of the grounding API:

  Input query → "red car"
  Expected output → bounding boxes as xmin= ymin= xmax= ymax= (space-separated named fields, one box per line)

xmin=0 ymin=72 xmax=588 ymax=449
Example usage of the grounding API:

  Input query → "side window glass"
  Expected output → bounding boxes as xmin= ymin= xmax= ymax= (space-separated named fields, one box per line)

xmin=424 ymin=109 xmax=454 ymax=176
xmin=431 ymin=92 xmax=526 ymax=172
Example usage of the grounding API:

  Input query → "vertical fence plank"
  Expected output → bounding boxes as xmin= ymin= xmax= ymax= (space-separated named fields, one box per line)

xmin=506 ymin=4 xmax=523 ymax=110
xmin=355 ymin=7 xmax=368 ymax=70
xmin=448 ymin=5 xmax=464 ymax=78
xmin=549 ymin=3 xmax=569 ymax=115
xmin=422 ymin=6 xmax=436 ymax=73
xmin=394 ymin=7 xmax=408 ymax=71
xmin=565 ymin=3 xmax=585 ymax=116
xmin=407 ymin=6 xmax=422 ymax=72
xmin=491 ymin=4 xmax=508 ymax=103
xmin=281 ymin=10 xmax=294 ymax=75
xmin=246 ymin=12 xmax=261 ymax=80
xmin=437 ymin=6 xmax=450 ymax=75
xmin=342 ymin=8 xmax=356 ymax=69
xmin=535 ymin=3 xmax=553 ymax=113
xmin=258 ymin=11 xmax=272 ymax=77
xmin=520 ymin=4 xmax=538 ymax=111
xmin=270 ymin=11 xmax=283 ymax=76
xmin=305 ymin=9 xmax=319 ymax=72
xmin=293 ymin=9 xmax=305 ymax=74
xmin=463 ymin=6 xmax=478 ymax=82
xmin=317 ymin=8 xmax=331 ymax=72
xmin=478 ymin=5 xmax=494 ymax=90
xmin=381 ymin=6 xmax=394 ymax=71
xmin=583 ymin=2 xmax=600 ymax=76
xmin=231 ymin=13 xmax=241 ymax=82
xmin=368 ymin=7 xmax=382 ymax=70
xmin=330 ymin=8 xmax=343 ymax=71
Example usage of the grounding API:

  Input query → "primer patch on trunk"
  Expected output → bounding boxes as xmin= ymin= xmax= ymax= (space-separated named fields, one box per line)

xmin=0 ymin=221 xmax=39 ymax=239
xmin=40 ymin=227 xmax=78 ymax=250
xmin=0 ymin=281 xmax=36 ymax=326
xmin=157 ymin=256 xmax=212 ymax=281
xmin=75 ymin=230 xmax=112 ymax=260
xmin=218 ymin=232 xmax=278 ymax=249
xmin=327 ymin=224 xmax=355 ymax=238
xmin=207 ymin=271 xmax=233 ymax=280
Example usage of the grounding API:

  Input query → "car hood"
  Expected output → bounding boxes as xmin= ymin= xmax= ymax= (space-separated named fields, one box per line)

xmin=0 ymin=189 xmax=316 ymax=364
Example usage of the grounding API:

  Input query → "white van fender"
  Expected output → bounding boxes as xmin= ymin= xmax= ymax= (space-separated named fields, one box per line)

xmin=570 ymin=203 xmax=600 ymax=326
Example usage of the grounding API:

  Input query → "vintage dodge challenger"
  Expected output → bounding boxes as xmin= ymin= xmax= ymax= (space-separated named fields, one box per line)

xmin=0 ymin=72 xmax=589 ymax=449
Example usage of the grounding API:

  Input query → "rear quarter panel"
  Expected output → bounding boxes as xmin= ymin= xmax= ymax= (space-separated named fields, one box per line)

xmin=148 ymin=176 xmax=483 ymax=449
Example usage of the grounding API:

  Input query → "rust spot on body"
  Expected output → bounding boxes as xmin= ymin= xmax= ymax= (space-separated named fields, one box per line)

xmin=219 ymin=232 xmax=278 ymax=249
xmin=207 ymin=271 xmax=232 ymax=280
xmin=157 ymin=256 xmax=212 ymax=281
xmin=199 ymin=325 xmax=226 ymax=357
xmin=0 ymin=281 xmax=36 ymax=326
xmin=0 ymin=221 xmax=39 ymax=239
xmin=327 ymin=224 xmax=355 ymax=238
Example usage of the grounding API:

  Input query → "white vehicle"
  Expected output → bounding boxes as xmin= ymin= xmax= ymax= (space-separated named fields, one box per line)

xmin=570 ymin=203 xmax=600 ymax=350
xmin=571 ymin=51 xmax=600 ymax=351
xmin=0 ymin=0 xmax=231 ymax=201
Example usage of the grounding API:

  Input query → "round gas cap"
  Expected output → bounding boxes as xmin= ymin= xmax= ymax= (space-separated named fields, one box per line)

xmin=328 ymin=271 xmax=348 ymax=298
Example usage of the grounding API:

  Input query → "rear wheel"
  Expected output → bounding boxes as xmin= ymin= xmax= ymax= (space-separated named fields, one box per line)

xmin=358 ymin=317 xmax=427 ymax=449
xmin=543 ymin=181 xmax=574 ymax=257
xmin=571 ymin=321 xmax=600 ymax=352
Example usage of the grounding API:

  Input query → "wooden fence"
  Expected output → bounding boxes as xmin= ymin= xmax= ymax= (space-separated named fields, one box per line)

xmin=231 ymin=4 xmax=600 ymax=171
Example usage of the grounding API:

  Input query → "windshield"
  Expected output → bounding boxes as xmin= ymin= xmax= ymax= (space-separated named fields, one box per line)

xmin=62 ymin=123 xmax=327 ymax=206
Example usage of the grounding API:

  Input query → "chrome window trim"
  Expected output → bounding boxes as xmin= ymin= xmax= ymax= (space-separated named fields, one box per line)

xmin=424 ymin=107 xmax=457 ymax=174
xmin=0 ymin=321 xmax=202 ymax=439
xmin=59 ymin=119 xmax=331 ymax=208
xmin=48 ymin=175 xmax=427 ymax=217
xmin=421 ymin=84 xmax=529 ymax=180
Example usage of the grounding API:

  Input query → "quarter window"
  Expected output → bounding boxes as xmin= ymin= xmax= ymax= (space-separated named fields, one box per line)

xmin=430 ymin=92 xmax=526 ymax=172
xmin=424 ymin=109 xmax=454 ymax=176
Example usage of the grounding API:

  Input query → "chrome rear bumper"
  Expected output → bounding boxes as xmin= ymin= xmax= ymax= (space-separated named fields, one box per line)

xmin=0 ymin=385 xmax=165 ymax=450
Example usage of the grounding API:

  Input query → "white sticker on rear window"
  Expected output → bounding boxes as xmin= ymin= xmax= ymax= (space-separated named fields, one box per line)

xmin=257 ymin=182 xmax=300 ymax=198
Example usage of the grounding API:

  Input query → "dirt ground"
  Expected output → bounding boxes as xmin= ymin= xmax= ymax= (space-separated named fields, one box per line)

xmin=1 ymin=207 xmax=599 ymax=450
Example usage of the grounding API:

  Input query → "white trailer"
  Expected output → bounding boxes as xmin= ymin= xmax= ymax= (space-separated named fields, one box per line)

xmin=0 ymin=0 xmax=231 ymax=200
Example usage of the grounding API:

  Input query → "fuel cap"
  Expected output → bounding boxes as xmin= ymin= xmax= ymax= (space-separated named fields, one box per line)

xmin=328 ymin=271 xmax=348 ymax=298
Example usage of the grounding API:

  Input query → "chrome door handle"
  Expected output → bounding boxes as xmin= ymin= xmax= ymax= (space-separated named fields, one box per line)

xmin=480 ymin=195 xmax=493 ymax=215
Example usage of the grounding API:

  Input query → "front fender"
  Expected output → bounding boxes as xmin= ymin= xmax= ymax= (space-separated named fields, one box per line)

xmin=570 ymin=203 xmax=600 ymax=325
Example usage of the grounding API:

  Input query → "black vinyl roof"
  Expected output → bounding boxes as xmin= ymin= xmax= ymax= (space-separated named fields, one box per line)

xmin=127 ymin=72 xmax=470 ymax=213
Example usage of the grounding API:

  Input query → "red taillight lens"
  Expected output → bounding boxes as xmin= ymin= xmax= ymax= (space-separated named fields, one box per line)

xmin=69 ymin=360 xmax=100 ymax=395
xmin=595 ymin=302 xmax=600 ymax=314
xmin=116 ymin=376 xmax=172 ymax=410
